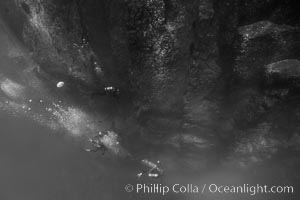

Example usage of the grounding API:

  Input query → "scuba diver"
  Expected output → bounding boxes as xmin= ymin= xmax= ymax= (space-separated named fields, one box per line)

xmin=84 ymin=131 xmax=108 ymax=155
xmin=84 ymin=130 xmax=121 ymax=155
xmin=91 ymin=86 xmax=120 ymax=102
xmin=137 ymin=159 xmax=163 ymax=179
xmin=85 ymin=131 xmax=164 ymax=179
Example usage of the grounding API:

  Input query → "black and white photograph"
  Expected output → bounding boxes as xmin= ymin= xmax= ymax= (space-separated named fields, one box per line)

xmin=0 ymin=0 xmax=299 ymax=199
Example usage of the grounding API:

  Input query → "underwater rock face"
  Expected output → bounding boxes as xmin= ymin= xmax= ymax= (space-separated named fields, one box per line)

xmin=228 ymin=123 xmax=280 ymax=167
xmin=125 ymin=0 xmax=190 ymax=140
xmin=265 ymin=59 xmax=300 ymax=85
xmin=14 ymin=0 xmax=104 ymax=90
xmin=1 ymin=0 xmax=300 ymax=170
xmin=235 ymin=21 xmax=300 ymax=83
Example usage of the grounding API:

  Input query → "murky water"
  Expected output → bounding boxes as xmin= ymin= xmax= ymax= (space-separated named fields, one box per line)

xmin=1 ymin=112 xmax=298 ymax=200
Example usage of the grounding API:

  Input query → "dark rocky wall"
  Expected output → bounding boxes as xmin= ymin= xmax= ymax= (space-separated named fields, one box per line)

xmin=1 ymin=0 xmax=300 ymax=168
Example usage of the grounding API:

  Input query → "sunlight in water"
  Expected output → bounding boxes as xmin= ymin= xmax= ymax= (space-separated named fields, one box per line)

xmin=0 ymin=78 xmax=25 ymax=99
